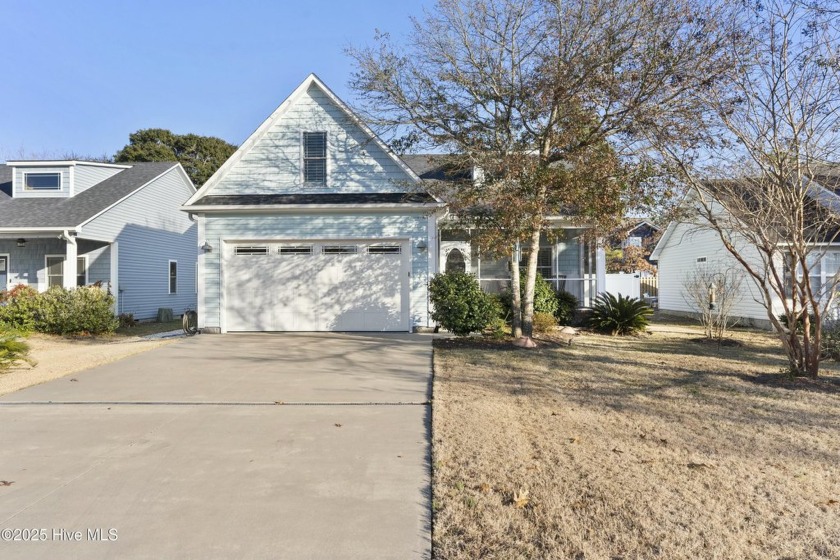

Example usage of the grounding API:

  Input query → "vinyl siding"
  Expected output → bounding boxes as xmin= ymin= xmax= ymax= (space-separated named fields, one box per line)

xmin=82 ymin=168 xmax=197 ymax=320
xmin=73 ymin=165 xmax=123 ymax=195
xmin=12 ymin=167 xmax=71 ymax=198
xmin=211 ymin=85 xmax=416 ymax=196
xmin=656 ymin=220 xmax=780 ymax=324
xmin=200 ymin=212 xmax=430 ymax=330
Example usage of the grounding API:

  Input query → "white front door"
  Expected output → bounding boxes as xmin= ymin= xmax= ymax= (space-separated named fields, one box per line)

xmin=223 ymin=240 xmax=410 ymax=332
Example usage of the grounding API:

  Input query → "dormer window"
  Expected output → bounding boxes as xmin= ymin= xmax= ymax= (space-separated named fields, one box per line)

xmin=25 ymin=172 xmax=61 ymax=191
xmin=303 ymin=131 xmax=327 ymax=184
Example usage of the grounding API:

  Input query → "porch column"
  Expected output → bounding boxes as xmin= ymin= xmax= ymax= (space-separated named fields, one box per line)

xmin=110 ymin=242 xmax=119 ymax=314
xmin=595 ymin=238 xmax=606 ymax=296
xmin=63 ymin=236 xmax=77 ymax=289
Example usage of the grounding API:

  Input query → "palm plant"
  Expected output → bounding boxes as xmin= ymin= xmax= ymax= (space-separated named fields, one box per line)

xmin=589 ymin=293 xmax=653 ymax=335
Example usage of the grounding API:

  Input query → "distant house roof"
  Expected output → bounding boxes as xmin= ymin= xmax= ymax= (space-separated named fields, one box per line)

xmin=0 ymin=161 xmax=178 ymax=229
xmin=401 ymin=154 xmax=472 ymax=182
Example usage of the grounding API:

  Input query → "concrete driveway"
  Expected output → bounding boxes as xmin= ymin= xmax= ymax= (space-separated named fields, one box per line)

xmin=0 ymin=333 xmax=432 ymax=560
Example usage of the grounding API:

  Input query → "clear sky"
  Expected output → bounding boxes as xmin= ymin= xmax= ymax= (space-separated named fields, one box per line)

xmin=0 ymin=0 xmax=431 ymax=161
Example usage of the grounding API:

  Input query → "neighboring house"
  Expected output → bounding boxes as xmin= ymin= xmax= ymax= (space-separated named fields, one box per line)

xmin=183 ymin=74 xmax=605 ymax=334
xmin=650 ymin=174 xmax=840 ymax=328
xmin=620 ymin=220 xmax=660 ymax=250
xmin=0 ymin=160 xmax=197 ymax=320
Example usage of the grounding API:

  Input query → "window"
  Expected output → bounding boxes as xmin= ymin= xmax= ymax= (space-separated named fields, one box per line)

xmin=45 ymin=256 xmax=86 ymax=287
xmin=519 ymin=247 xmax=553 ymax=277
xmin=445 ymin=248 xmax=467 ymax=273
xmin=279 ymin=245 xmax=313 ymax=254
xmin=169 ymin=260 xmax=177 ymax=294
xmin=303 ymin=131 xmax=327 ymax=184
xmin=367 ymin=245 xmax=402 ymax=255
xmin=322 ymin=245 xmax=357 ymax=255
xmin=25 ymin=172 xmax=61 ymax=191
xmin=234 ymin=246 xmax=269 ymax=256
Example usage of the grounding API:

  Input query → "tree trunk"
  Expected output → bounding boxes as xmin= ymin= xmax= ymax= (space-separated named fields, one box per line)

xmin=510 ymin=250 xmax=523 ymax=338
xmin=522 ymin=227 xmax=542 ymax=338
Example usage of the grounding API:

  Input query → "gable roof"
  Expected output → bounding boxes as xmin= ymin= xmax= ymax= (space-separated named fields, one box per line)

xmin=184 ymin=74 xmax=427 ymax=208
xmin=0 ymin=162 xmax=181 ymax=229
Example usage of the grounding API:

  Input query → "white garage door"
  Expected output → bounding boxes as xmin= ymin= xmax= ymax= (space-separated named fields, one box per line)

xmin=223 ymin=240 xmax=410 ymax=332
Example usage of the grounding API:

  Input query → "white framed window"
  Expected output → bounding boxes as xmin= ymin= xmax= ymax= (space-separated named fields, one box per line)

xmin=303 ymin=131 xmax=327 ymax=184
xmin=367 ymin=245 xmax=402 ymax=255
xmin=279 ymin=245 xmax=314 ymax=254
xmin=322 ymin=245 xmax=357 ymax=255
xmin=169 ymin=260 xmax=177 ymax=294
xmin=45 ymin=255 xmax=87 ymax=288
xmin=25 ymin=172 xmax=61 ymax=191
xmin=234 ymin=246 xmax=269 ymax=256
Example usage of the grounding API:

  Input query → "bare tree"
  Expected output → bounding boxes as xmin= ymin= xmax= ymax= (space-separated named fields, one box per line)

xmin=662 ymin=1 xmax=840 ymax=376
xmin=349 ymin=0 xmax=743 ymax=343
xmin=682 ymin=265 xmax=744 ymax=340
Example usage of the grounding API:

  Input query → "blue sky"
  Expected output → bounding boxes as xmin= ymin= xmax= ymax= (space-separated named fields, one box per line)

xmin=0 ymin=0 xmax=430 ymax=160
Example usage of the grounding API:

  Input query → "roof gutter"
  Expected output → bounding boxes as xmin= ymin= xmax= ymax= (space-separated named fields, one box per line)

xmin=180 ymin=202 xmax=447 ymax=214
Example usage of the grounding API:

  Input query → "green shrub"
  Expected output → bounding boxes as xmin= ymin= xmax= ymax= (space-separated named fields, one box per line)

xmin=588 ymin=292 xmax=653 ymax=335
xmin=485 ymin=316 xmax=509 ymax=339
xmin=0 ymin=327 xmax=35 ymax=370
xmin=555 ymin=290 xmax=579 ymax=325
xmin=532 ymin=311 xmax=558 ymax=333
xmin=430 ymin=272 xmax=498 ymax=336
xmin=118 ymin=313 xmax=137 ymax=328
xmin=500 ymin=272 xmax=559 ymax=317
xmin=35 ymin=286 xmax=118 ymax=335
xmin=0 ymin=284 xmax=39 ymax=331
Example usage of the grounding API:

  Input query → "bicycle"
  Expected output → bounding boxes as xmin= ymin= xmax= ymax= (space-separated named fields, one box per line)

xmin=182 ymin=308 xmax=199 ymax=336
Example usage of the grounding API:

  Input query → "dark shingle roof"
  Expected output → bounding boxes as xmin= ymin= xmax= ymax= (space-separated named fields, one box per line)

xmin=193 ymin=192 xmax=437 ymax=206
xmin=0 ymin=162 xmax=177 ymax=228
xmin=400 ymin=154 xmax=472 ymax=182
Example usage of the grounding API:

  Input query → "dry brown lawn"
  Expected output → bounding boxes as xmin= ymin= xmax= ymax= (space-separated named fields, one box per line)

xmin=432 ymin=324 xmax=840 ymax=559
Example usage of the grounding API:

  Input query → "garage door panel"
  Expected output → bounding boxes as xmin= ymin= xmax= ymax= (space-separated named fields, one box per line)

xmin=224 ymin=241 xmax=409 ymax=332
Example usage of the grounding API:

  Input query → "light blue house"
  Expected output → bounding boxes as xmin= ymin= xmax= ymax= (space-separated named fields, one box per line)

xmin=183 ymin=74 xmax=603 ymax=333
xmin=0 ymin=160 xmax=197 ymax=320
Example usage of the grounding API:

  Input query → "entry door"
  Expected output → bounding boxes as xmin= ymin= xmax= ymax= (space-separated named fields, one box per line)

xmin=0 ymin=256 xmax=7 ymax=289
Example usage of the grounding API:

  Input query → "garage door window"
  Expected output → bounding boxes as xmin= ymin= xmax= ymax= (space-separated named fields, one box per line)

xmin=322 ymin=245 xmax=357 ymax=255
xmin=235 ymin=246 xmax=269 ymax=256
xmin=367 ymin=245 xmax=401 ymax=254
xmin=279 ymin=245 xmax=313 ymax=255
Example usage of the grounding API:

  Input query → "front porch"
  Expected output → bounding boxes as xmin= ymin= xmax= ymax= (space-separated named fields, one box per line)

xmin=439 ymin=228 xmax=605 ymax=306
xmin=0 ymin=233 xmax=117 ymax=296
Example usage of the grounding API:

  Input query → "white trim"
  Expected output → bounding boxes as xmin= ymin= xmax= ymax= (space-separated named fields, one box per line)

xmin=168 ymin=259 xmax=178 ymax=295
xmin=649 ymin=221 xmax=678 ymax=262
xmin=0 ymin=227 xmax=78 ymax=233
xmin=0 ymin=253 xmax=9 ymax=289
xmin=197 ymin=216 xmax=206 ymax=329
xmin=110 ymin=242 xmax=119 ymax=315
xmin=22 ymin=171 xmax=62 ymax=192
xmin=184 ymin=73 xmax=425 ymax=207
xmin=68 ymin=165 xmax=75 ymax=197
xmin=6 ymin=160 xmax=131 ymax=169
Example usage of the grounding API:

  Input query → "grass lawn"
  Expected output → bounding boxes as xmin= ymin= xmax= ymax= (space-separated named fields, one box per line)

xmin=114 ymin=319 xmax=182 ymax=337
xmin=432 ymin=323 xmax=840 ymax=559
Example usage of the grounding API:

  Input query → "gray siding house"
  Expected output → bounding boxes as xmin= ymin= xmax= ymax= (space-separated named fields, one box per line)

xmin=0 ymin=160 xmax=197 ymax=320
xmin=183 ymin=74 xmax=604 ymax=333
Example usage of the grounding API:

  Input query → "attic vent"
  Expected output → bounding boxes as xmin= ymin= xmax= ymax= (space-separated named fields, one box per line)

xmin=322 ymin=245 xmax=357 ymax=255
xmin=367 ymin=245 xmax=402 ymax=255
xmin=279 ymin=245 xmax=313 ymax=255
xmin=235 ymin=246 xmax=269 ymax=256
xmin=696 ymin=256 xmax=707 ymax=264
